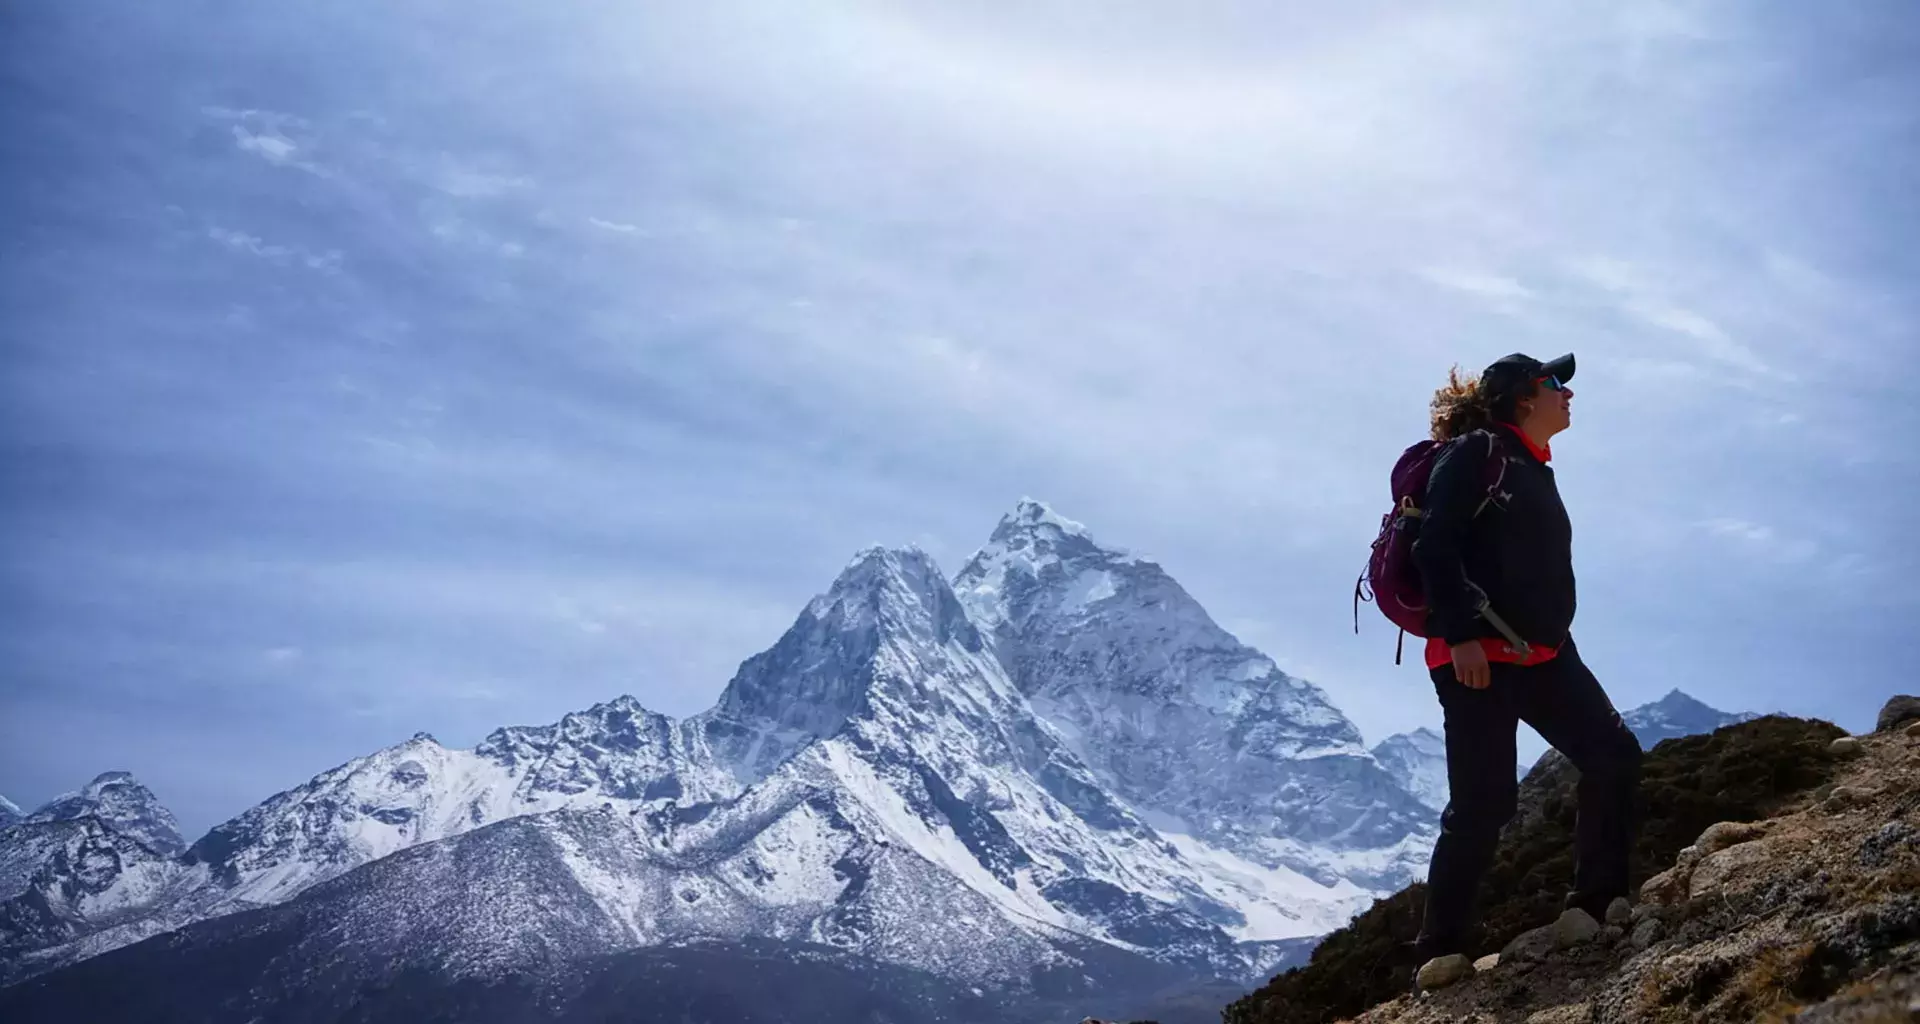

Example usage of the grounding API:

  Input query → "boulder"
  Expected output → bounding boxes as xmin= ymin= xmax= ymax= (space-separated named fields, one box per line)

xmin=1695 ymin=820 xmax=1767 ymax=855
xmin=1417 ymin=953 xmax=1474 ymax=991
xmin=1688 ymin=839 xmax=1777 ymax=898
xmin=1600 ymin=925 xmax=1625 ymax=945
xmin=1502 ymin=924 xmax=1556 ymax=963
xmin=1829 ymin=736 xmax=1863 ymax=757
xmin=1674 ymin=844 xmax=1705 ymax=871
xmin=1605 ymin=897 xmax=1632 ymax=925
xmin=1877 ymin=695 xmax=1920 ymax=733
xmin=1473 ymin=953 xmax=1500 ymax=972
xmin=1552 ymin=908 xmax=1601 ymax=949
xmin=1630 ymin=917 xmax=1662 ymax=950
xmin=1905 ymin=721 xmax=1920 ymax=740
xmin=1639 ymin=867 xmax=1686 ymax=905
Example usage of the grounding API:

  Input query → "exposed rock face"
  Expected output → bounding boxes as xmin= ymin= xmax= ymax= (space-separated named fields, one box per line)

xmin=1876 ymin=695 xmax=1920 ymax=733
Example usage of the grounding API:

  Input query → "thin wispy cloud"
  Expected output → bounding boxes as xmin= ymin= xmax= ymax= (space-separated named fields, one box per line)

xmin=3 ymin=0 xmax=1916 ymax=831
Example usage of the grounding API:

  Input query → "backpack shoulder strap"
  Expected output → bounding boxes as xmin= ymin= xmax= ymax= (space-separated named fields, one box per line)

xmin=1472 ymin=429 xmax=1510 ymax=518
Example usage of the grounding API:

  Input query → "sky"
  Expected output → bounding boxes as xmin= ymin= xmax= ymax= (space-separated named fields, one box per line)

xmin=3 ymin=0 xmax=1917 ymax=836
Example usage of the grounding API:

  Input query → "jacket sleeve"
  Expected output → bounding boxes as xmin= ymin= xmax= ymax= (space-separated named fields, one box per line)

xmin=1413 ymin=431 xmax=1492 ymax=645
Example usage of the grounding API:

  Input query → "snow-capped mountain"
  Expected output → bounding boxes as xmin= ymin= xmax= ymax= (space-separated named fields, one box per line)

xmin=953 ymin=500 xmax=1436 ymax=889
xmin=1371 ymin=728 xmax=1447 ymax=813
xmin=1623 ymin=689 xmax=1756 ymax=749
xmin=12 ymin=773 xmax=183 ymax=861
xmin=3 ymin=499 xmax=1433 ymax=1018
xmin=0 ymin=798 xmax=20 ymax=830
xmin=0 ymin=773 xmax=189 ymax=967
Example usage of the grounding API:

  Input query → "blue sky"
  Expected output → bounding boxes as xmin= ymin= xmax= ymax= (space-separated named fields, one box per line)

xmin=4 ymin=0 xmax=1916 ymax=836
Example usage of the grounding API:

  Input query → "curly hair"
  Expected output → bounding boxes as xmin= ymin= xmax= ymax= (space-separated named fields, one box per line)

xmin=1429 ymin=365 xmax=1494 ymax=441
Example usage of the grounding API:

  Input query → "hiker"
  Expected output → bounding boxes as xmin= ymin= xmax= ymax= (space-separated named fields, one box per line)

xmin=1408 ymin=352 xmax=1644 ymax=975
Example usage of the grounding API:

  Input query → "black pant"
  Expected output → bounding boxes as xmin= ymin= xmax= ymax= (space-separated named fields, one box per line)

xmin=1415 ymin=639 xmax=1642 ymax=958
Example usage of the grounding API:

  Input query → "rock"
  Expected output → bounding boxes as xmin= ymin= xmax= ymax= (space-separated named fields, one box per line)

xmin=1630 ymin=902 xmax=1659 ymax=925
xmin=1858 ymin=821 xmax=1920 ymax=868
xmin=1552 ymin=908 xmax=1602 ymax=948
xmin=1417 ymin=953 xmax=1474 ymax=991
xmin=1905 ymin=721 xmax=1920 ymax=740
xmin=1689 ymin=839 xmax=1777 ymax=898
xmin=1877 ymin=695 xmax=1920 ymax=733
xmin=1639 ymin=867 xmax=1686 ymax=905
xmin=1502 ymin=924 xmax=1556 ymax=962
xmin=1829 ymin=736 xmax=1864 ymax=757
xmin=1695 ymin=820 xmax=1767 ymax=855
xmin=1605 ymin=896 xmax=1632 ymax=925
xmin=1630 ymin=917 xmax=1662 ymax=949
xmin=1600 ymin=924 xmax=1625 ymax=945
xmin=1674 ymin=844 xmax=1705 ymax=871
xmin=1473 ymin=953 xmax=1500 ymax=972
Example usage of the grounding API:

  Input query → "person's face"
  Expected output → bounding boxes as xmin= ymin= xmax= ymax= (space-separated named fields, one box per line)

xmin=1519 ymin=375 xmax=1573 ymax=436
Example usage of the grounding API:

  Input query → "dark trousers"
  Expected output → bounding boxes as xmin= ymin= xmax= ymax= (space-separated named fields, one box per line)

xmin=1415 ymin=639 xmax=1642 ymax=958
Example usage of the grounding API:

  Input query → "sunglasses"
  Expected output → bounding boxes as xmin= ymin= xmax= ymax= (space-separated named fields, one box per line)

xmin=1536 ymin=375 xmax=1567 ymax=392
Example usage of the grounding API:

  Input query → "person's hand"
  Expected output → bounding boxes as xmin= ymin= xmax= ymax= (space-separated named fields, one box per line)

xmin=1450 ymin=642 xmax=1491 ymax=689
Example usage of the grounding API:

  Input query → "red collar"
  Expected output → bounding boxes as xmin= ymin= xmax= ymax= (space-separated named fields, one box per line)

xmin=1499 ymin=422 xmax=1552 ymax=463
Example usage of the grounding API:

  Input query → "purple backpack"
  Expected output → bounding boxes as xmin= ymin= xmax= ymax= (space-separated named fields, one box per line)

xmin=1354 ymin=435 xmax=1506 ymax=661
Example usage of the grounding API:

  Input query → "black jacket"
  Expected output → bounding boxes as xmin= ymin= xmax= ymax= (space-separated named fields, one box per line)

xmin=1412 ymin=426 xmax=1576 ymax=648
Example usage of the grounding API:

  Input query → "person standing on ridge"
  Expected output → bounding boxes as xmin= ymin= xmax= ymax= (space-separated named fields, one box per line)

xmin=1408 ymin=352 xmax=1643 ymax=976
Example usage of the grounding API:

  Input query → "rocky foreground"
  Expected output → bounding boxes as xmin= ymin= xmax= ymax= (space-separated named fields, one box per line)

xmin=1340 ymin=696 xmax=1920 ymax=1024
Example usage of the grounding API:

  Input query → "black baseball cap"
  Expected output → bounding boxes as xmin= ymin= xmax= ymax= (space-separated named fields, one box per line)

xmin=1480 ymin=352 xmax=1575 ymax=399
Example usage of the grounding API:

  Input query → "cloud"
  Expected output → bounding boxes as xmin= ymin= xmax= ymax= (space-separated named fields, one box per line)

xmin=1700 ymin=517 xmax=1775 ymax=544
xmin=233 ymin=126 xmax=299 ymax=164
xmin=206 ymin=226 xmax=342 ymax=271
xmin=1418 ymin=267 xmax=1534 ymax=303
xmin=1564 ymin=256 xmax=1775 ymax=376
xmin=1698 ymin=518 xmax=1818 ymax=563
xmin=436 ymin=167 xmax=532 ymax=198
xmin=205 ymin=107 xmax=330 ymax=176
xmin=588 ymin=217 xmax=640 ymax=233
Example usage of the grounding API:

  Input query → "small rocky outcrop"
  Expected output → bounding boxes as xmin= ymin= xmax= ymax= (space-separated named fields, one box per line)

xmin=1223 ymin=709 xmax=1920 ymax=1024
xmin=1329 ymin=711 xmax=1920 ymax=1023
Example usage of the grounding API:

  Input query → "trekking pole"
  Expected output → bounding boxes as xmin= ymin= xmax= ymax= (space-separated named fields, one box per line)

xmin=1475 ymin=599 xmax=1533 ymax=661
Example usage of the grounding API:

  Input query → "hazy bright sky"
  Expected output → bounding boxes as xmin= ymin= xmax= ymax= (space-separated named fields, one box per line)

xmin=4 ymin=0 xmax=1916 ymax=835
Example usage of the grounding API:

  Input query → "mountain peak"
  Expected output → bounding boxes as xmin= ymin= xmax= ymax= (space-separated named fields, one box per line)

xmin=1648 ymin=688 xmax=1708 ymax=710
xmin=710 ymin=544 xmax=987 ymax=779
xmin=823 ymin=545 xmax=943 ymax=598
xmin=1006 ymin=497 xmax=1090 ymax=535
xmin=982 ymin=498 xmax=1132 ymax=561
xmin=1371 ymin=729 xmax=1448 ymax=812
xmin=26 ymin=770 xmax=186 ymax=855
xmin=0 ymin=793 xmax=20 ymax=827
xmin=1623 ymin=689 xmax=1753 ymax=750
